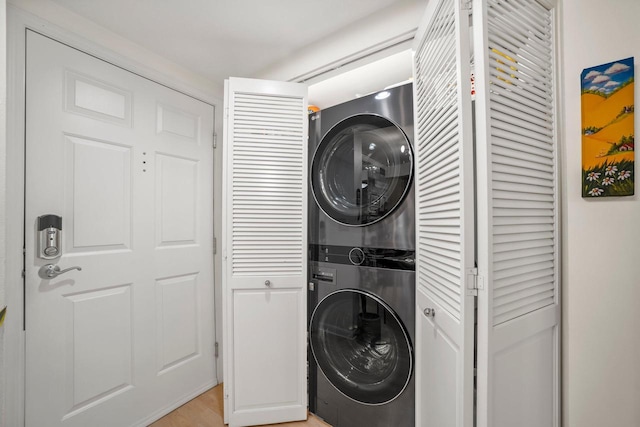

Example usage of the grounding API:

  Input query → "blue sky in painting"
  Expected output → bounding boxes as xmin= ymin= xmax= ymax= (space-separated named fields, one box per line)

xmin=581 ymin=57 xmax=634 ymax=95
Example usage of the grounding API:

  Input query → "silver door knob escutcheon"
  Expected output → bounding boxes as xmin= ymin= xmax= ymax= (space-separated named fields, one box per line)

xmin=265 ymin=280 xmax=271 ymax=287
xmin=39 ymin=264 xmax=82 ymax=279
xmin=423 ymin=307 xmax=435 ymax=318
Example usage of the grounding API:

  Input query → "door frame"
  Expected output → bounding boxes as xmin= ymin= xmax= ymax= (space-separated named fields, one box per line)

xmin=5 ymin=6 xmax=222 ymax=426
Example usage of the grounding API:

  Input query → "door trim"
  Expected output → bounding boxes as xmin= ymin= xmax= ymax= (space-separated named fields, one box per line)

xmin=5 ymin=7 xmax=220 ymax=426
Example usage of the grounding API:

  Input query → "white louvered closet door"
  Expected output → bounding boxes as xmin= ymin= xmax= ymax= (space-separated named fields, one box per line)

xmin=473 ymin=1 xmax=560 ymax=426
xmin=412 ymin=0 xmax=475 ymax=426
xmin=222 ymin=78 xmax=308 ymax=427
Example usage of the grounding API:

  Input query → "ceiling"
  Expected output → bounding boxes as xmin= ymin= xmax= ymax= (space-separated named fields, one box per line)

xmin=45 ymin=0 xmax=424 ymax=107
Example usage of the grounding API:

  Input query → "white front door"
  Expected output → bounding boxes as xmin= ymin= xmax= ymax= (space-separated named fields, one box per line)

xmin=24 ymin=30 xmax=216 ymax=427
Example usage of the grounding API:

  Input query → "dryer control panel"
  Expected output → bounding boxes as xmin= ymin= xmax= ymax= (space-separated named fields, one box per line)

xmin=309 ymin=244 xmax=415 ymax=271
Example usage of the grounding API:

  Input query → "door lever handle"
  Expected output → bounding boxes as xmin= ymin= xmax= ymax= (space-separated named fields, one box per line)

xmin=39 ymin=264 xmax=82 ymax=279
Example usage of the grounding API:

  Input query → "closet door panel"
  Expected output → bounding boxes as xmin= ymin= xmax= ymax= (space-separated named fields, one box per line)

xmin=473 ymin=1 xmax=560 ymax=426
xmin=413 ymin=1 xmax=475 ymax=426
xmin=222 ymin=77 xmax=308 ymax=427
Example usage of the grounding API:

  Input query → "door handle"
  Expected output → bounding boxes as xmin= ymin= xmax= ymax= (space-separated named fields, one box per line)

xmin=39 ymin=264 xmax=82 ymax=279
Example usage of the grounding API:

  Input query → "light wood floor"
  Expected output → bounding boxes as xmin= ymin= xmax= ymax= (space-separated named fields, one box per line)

xmin=150 ymin=384 xmax=330 ymax=427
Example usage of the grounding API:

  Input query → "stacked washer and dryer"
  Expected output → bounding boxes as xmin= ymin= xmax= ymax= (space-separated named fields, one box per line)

xmin=307 ymin=83 xmax=416 ymax=427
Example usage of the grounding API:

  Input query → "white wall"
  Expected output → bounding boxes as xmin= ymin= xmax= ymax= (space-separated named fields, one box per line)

xmin=256 ymin=0 xmax=426 ymax=82
xmin=561 ymin=1 xmax=640 ymax=426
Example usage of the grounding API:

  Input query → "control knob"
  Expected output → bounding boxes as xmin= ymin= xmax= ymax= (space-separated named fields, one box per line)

xmin=348 ymin=247 xmax=366 ymax=266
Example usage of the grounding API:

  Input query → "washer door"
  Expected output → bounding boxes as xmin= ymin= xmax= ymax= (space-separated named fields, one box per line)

xmin=311 ymin=114 xmax=413 ymax=226
xmin=309 ymin=289 xmax=413 ymax=405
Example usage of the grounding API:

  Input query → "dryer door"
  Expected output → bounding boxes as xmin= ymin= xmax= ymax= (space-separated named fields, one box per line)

xmin=311 ymin=114 xmax=413 ymax=226
xmin=309 ymin=289 xmax=413 ymax=405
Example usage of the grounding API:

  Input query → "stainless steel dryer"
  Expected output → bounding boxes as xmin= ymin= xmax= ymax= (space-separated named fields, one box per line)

xmin=309 ymin=83 xmax=415 ymax=251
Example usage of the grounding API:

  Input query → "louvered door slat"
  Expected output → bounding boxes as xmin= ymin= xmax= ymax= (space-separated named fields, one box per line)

xmin=490 ymin=0 xmax=552 ymax=35
xmin=491 ymin=111 xmax=553 ymax=137
xmin=488 ymin=13 xmax=552 ymax=57
xmin=493 ymin=181 xmax=554 ymax=196
xmin=491 ymin=103 xmax=552 ymax=130
xmin=419 ymin=143 xmax=459 ymax=174
xmin=495 ymin=288 xmax=555 ymax=313
xmin=494 ymin=267 xmax=553 ymax=289
xmin=474 ymin=0 xmax=559 ymax=424
xmin=493 ymin=245 xmax=554 ymax=261
xmin=494 ymin=278 xmax=554 ymax=302
xmin=493 ymin=146 xmax=553 ymax=166
xmin=492 ymin=132 xmax=554 ymax=156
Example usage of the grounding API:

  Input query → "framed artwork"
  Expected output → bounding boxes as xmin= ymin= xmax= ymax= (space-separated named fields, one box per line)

xmin=581 ymin=57 xmax=635 ymax=197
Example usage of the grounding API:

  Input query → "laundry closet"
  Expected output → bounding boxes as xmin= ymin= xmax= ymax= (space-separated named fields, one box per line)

xmin=3 ymin=0 xmax=560 ymax=426
xmin=222 ymin=1 xmax=560 ymax=427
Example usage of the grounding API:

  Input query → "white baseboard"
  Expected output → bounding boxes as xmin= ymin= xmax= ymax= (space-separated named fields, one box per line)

xmin=133 ymin=381 xmax=219 ymax=427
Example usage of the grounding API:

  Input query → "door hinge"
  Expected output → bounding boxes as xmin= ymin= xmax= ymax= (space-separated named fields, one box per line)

xmin=215 ymin=341 xmax=219 ymax=358
xmin=213 ymin=237 xmax=217 ymax=254
xmin=308 ymin=282 xmax=315 ymax=291
xmin=461 ymin=0 xmax=471 ymax=11
xmin=213 ymin=132 xmax=218 ymax=148
xmin=466 ymin=267 xmax=484 ymax=296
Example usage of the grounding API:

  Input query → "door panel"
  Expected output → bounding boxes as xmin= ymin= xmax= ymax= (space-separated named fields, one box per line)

xmin=233 ymin=289 xmax=303 ymax=409
xmin=156 ymin=274 xmax=199 ymax=373
xmin=25 ymin=30 xmax=215 ymax=427
xmin=64 ymin=285 xmax=133 ymax=416
xmin=156 ymin=103 xmax=200 ymax=141
xmin=155 ymin=154 xmax=198 ymax=245
xmin=66 ymin=136 xmax=132 ymax=250
xmin=473 ymin=0 xmax=560 ymax=425
xmin=223 ymin=77 xmax=308 ymax=427
xmin=416 ymin=291 xmax=457 ymax=427
xmin=64 ymin=70 xmax=133 ymax=126
xmin=413 ymin=0 xmax=475 ymax=426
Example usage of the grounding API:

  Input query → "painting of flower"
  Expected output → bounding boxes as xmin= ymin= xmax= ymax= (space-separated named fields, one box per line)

xmin=581 ymin=57 xmax=634 ymax=197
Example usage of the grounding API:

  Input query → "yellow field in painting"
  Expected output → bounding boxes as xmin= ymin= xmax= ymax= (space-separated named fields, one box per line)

xmin=581 ymin=83 xmax=634 ymax=169
xmin=581 ymin=92 xmax=605 ymax=114
xmin=582 ymin=135 xmax=634 ymax=168
xmin=582 ymin=84 xmax=634 ymax=127
xmin=589 ymin=114 xmax=634 ymax=142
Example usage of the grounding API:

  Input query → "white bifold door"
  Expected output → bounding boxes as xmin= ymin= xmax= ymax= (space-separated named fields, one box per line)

xmin=25 ymin=31 xmax=216 ymax=427
xmin=222 ymin=78 xmax=308 ymax=427
xmin=413 ymin=0 xmax=560 ymax=426
xmin=473 ymin=1 xmax=560 ymax=426
xmin=412 ymin=0 xmax=476 ymax=426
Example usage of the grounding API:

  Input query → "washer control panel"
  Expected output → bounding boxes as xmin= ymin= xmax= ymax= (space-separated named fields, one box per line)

xmin=309 ymin=244 xmax=415 ymax=271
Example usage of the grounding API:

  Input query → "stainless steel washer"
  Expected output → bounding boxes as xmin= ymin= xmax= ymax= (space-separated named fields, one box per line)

xmin=308 ymin=246 xmax=415 ymax=427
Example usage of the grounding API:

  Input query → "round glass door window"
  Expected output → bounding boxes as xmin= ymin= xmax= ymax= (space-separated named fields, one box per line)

xmin=309 ymin=289 xmax=413 ymax=405
xmin=311 ymin=114 xmax=413 ymax=226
